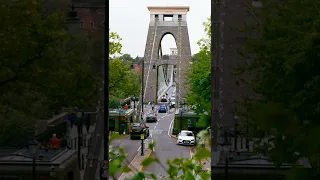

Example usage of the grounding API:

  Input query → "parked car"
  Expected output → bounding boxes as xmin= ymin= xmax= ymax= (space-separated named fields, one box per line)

xmin=146 ymin=113 xmax=157 ymax=122
xmin=169 ymin=97 xmax=176 ymax=108
xmin=129 ymin=122 xmax=150 ymax=139
xmin=158 ymin=105 xmax=167 ymax=113
xmin=176 ymin=130 xmax=196 ymax=146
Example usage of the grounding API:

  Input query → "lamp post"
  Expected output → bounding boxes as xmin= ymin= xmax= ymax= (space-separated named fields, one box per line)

xmin=180 ymin=108 xmax=183 ymax=131
xmin=75 ymin=108 xmax=84 ymax=169
xmin=140 ymin=129 xmax=145 ymax=156
xmin=28 ymin=138 xmax=38 ymax=180
xmin=219 ymin=129 xmax=232 ymax=180
xmin=233 ymin=114 xmax=238 ymax=151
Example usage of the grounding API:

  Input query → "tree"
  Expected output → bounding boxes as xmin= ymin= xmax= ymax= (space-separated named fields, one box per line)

xmin=109 ymin=32 xmax=141 ymax=108
xmin=186 ymin=17 xmax=211 ymax=127
xmin=237 ymin=0 xmax=320 ymax=178
xmin=119 ymin=53 xmax=134 ymax=62
xmin=0 ymin=0 xmax=99 ymax=145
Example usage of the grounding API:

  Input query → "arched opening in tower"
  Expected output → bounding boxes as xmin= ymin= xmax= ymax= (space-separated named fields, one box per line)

xmin=157 ymin=34 xmax=177 ymax=93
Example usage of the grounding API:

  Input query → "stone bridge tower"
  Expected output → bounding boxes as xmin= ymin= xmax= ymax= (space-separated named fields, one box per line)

xmin=143 ymin=6 xmax=192 ymax=106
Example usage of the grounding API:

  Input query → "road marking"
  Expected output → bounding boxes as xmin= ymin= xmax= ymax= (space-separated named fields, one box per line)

xmin=156 ymin=122 xmax=158 ymax=125
xmin=168 ymin=117 xmax=174 ymax=137
xmin=151 ymin=139 xmax=155 ymax=152
xmin=154 ymin=126 xmax=157 ymax=129
xmin=150 ymin=134 xmax=152 ymax=138
xmin=137 ymin=146 xmax=141 ymax=152
xmin=118 ymin=148 xmax=142 ymax=180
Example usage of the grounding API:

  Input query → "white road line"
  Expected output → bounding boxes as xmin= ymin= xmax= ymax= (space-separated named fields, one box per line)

xmin=118 ymin=149 xmax=142 ymax=180
xmin=168 ymin=117 xmax=174 ymax=137
xmin=152 ymin=139 xmax=155 ymax=152
xmin=137 ymin=146 xmax=141 ymax=152
xmin=156 ymin=122 xmax=158 ymax=125
xmin=150 ymin=134 xmax=152 ymax=138
xmin=154 ymin=126 xmax=157 ymax=129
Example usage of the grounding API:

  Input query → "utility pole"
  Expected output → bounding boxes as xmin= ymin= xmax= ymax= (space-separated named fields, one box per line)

xmin=103 ymin=1 xmax=109 ymax=179
xmin=211 ymin=0 xmax=222 ymax=153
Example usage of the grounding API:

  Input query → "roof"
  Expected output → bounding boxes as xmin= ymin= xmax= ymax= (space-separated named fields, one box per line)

xmin=215 ymin=151 xmax=311 ymax=169
xmin=0 ymin=147 xmax=76 ymax=165
xmin=147 ymin=6 xmax=190 ymax=12
xmin=109 ymin=108 xmax=134 ymax=115
xmin=181 ymin=130 xmax=193 ymax=133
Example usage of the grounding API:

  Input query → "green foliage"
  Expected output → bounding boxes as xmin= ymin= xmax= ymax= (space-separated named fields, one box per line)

xmin=0 ymin=0 xmax=99 ymax=145
xmin=237 ymin=0 xmax=320 ymax=178
xmin=109 ymin=31 xmax=122 ymax=56
xmin=108 ymin=32 xmax=141 ymax=107
xmin=186 ymin=17 xmax=211 ymax=127
xmin=108 ymin=129 xmax=211 ymax=180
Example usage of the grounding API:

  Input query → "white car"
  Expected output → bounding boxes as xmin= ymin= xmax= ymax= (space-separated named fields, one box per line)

xmin=177 ymin=130 xmax=196 ymax=146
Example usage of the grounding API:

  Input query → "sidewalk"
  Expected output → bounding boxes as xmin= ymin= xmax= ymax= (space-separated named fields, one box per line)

xmin=117 ymin=140 xmax=152 ymax=180
xmin=195 ymin=142 xmax=211 ymax=172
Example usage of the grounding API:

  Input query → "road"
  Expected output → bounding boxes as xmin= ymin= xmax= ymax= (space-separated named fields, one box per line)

xmin=144 ymin=86 xmax=192 ymax=177
xmin=144 ymin=110 xmax=192 ymax=177
xmin=114 ymin=86 xmax=190 ymax=179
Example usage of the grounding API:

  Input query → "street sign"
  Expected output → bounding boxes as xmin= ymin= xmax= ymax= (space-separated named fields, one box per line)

xmin=100 ymin=160 xmax=108 ymax=170
xmin=141 ymin=134 xmax=145 ymax=140
xmin=101 ymin=169 xmax=108 ymax=178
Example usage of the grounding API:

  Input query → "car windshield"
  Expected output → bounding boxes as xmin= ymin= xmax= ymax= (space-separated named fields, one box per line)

xmin=180 ymin=132 xmax=194 ymax=136
xmin=160 ymin=106 xmax=166 ymax=109
xmin=132 ymin=123 xmax=142 ymax=129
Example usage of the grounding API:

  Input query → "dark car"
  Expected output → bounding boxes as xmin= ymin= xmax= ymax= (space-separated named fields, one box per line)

xmin=160 ymin=97 xmax=168 ymax=103
xmin=158 ymin=105 xmax=167 ymax=113
xmin=130 ymin=122 xmax=150 ymax=139
xmin=146 ymin=113 xmax=157 ymax=122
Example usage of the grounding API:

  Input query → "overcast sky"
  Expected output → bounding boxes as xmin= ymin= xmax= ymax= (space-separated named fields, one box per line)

xmin=110 ymin=0 xmax=210 ymax=57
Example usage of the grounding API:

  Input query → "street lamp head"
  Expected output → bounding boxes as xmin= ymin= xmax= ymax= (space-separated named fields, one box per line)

xmin=28 ymin=138 xmax=38 ymax=155
xmin=76 ymin=111 xmax=83 ymax=119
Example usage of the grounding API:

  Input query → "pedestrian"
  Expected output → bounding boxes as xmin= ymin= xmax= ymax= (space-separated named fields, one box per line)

xmin=152 ymin=104 xmax=154 ymax=111
xmin=50 ymin=133 xmax=61 ymax=149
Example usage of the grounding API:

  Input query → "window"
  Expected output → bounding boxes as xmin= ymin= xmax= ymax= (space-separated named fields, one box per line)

xmin=109 ymin=118 xmax=115 ymax=131
xmin=178 ymin=14 xmax=182 ymax=19
xmin=155 ymin=14 xmax=159 ymax=19
xmin=163 ymin=15 xmax=173 ymax=21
